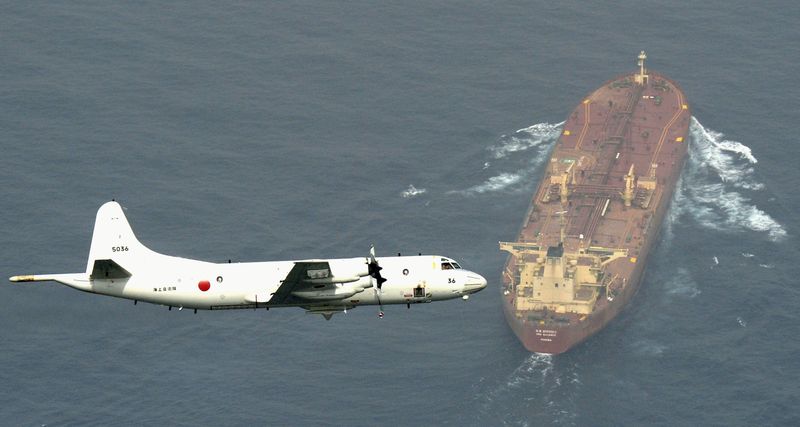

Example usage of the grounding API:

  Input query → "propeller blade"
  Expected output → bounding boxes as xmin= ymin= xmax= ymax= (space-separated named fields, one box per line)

xmin=367 ymin=244 xmax=387 ymax=289
xmin=369 ymin=244 xmax=387 ymax=318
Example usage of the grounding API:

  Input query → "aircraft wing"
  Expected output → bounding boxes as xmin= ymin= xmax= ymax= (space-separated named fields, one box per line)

xmin=267 ymin=261 xmax=333 ymax=305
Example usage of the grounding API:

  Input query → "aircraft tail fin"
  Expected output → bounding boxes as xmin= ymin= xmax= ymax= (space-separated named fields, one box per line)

xmin=85 ymin=201 xmax=150 ymax=275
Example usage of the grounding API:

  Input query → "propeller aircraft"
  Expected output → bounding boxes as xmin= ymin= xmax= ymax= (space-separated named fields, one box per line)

xmin=9 ymin=201 xmax=487 ymax=319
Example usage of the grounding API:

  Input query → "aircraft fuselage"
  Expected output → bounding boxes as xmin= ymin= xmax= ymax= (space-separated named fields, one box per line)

xmin=10 ymin=202 xmax=487 ymax=317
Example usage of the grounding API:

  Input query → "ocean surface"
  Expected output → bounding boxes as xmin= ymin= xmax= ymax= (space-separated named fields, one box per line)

xmin=2 ymin=1 xmax=799 ymax=425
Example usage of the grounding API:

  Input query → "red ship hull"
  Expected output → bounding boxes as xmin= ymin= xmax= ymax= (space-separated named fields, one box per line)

xmin=501 ymin=58 xmax=690 ymax=354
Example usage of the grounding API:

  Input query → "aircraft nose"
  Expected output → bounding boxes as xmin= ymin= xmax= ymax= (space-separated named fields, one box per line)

xmin=464 ymin=272 xmax=488 ymax=294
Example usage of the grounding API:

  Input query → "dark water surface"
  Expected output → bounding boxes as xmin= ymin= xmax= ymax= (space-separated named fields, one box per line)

xmin=2 ymin=1 xmax=799 ymax=425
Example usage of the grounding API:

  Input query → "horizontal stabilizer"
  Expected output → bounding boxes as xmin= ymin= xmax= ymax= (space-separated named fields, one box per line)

xmin=90 ymin=259 xmax=131 ymax=280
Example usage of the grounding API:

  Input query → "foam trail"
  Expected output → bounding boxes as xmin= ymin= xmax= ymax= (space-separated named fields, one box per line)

xmin=451 ymin=121 xmax=561 ymax=196
xmin=668 ymin=117 xmax=786 ymax=241
xmin=401 ymin=184 xmax=426 ymax=198
xmin=689 ymin=117 xmax=761 ymax=190
xmin=631 ymin=339 xmax=667 ymax=356
xmin=451 ymin=172 xmax=523 ymax=195
xmin=490 ymin=121 xmax=564 ymax=159
xmin=475 ymin=353 xmax=579 ymax=425
xmin=665 ymin=267 xmax=700 ymax=298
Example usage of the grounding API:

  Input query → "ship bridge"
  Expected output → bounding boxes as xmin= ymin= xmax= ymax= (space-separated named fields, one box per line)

xmin=499 ymin=240 xmax=628 ymax=315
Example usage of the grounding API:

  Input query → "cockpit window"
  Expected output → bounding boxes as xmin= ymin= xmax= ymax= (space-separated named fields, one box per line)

xmin=441 ymin=262 xmax=462 ymax=270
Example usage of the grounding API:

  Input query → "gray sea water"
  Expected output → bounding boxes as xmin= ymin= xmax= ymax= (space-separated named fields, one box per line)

xmin=2 ymin=1 xmax=799 ymax=425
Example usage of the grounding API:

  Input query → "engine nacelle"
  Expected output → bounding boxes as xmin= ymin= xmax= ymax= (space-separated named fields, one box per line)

xmin=303 ymin=275 xmax=362 ymax=285
xmin=326 ymin=259 xmax=370 ymax=279
xmin=292 ymin=276 xmax=372 ymax=301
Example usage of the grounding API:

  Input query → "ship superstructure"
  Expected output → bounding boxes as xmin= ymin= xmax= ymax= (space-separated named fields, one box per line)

xmin=500 ymin=52 xmax=690 ymax=354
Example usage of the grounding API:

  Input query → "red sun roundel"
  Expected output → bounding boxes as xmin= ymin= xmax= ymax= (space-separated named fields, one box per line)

xmin=198 ymin=280 xmax=211 ymax=292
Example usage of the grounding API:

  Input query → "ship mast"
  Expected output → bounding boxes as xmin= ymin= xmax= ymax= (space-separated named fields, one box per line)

xmin=555 ymin=210 xmax=568 ymax=245
xmin=623 ymin=164 xmax=635 ymax=207
xmin=635 ymin=50 xmax=649 ymax=86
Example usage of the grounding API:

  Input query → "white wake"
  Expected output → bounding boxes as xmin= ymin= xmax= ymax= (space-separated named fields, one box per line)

xmin=474 ymin=353 xmax=579 ymax=425
xmin=664 ymin=267 xmax=700 ymax=298
xmin=489 ymin=121 xmax=565 ymax=159
xmin=400 ymin=184 xmax=426 ymax=198
xmin=671 ymin=117 xmax=786 ymax=241
xmin=449 ymin=121 xmax=562 ymax=196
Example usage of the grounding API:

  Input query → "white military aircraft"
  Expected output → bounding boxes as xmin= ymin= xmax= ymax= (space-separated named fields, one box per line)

xmin=10 ymin=201 xmax=487 ymax=319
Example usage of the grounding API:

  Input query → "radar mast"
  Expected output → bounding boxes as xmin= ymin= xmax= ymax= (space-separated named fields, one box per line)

xmin=635 ymin=50 xmax=649 ymax=86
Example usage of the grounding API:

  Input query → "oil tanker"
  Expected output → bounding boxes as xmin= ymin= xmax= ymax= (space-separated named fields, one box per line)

xmin=500 ymin=52 xmax=690 ymax=354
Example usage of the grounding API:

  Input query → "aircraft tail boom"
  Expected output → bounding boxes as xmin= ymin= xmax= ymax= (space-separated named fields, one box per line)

xmin=9 ymin=273 xmax=92 ymax=291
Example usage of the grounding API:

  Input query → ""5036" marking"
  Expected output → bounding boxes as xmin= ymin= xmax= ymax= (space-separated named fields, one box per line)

xmin=111 ymin=246 xmax=129 ymax=252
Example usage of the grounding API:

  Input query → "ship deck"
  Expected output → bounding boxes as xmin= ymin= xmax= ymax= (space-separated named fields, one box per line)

xmin=501 ymin=67 xmax=691 ymax=353
xmin=518 ymin=72 xmax=689 ymax=254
